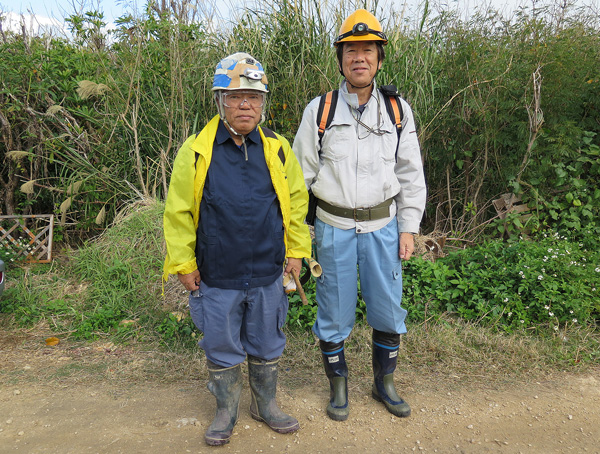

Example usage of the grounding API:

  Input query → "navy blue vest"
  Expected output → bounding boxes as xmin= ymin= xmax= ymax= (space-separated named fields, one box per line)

xmin=195 ymin=122 xmax=285 ymax=289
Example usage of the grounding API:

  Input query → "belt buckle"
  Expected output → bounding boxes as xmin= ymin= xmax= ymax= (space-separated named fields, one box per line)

xmin=353 ymin=207 xmax=370 ymax=222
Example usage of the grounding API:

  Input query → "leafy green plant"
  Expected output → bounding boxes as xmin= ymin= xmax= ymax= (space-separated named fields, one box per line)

xmin=157 ymin=312 xmax=199 ymax=347
xmin=286 ymin=280 xmax=318 ymax=330
xmin=403 ymin=231 xmax=599 ymax=332
xmin=521 ymin=131 xmax=600 ymax=244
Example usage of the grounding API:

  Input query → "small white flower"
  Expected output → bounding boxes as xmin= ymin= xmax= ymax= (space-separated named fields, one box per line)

xmin=570 ymin=310 xmax=574 ymax=314
xmin=553 ymin=325 xmax=559 ymax=331
xmin=520 ymin=320 xmax=525 ymax=324
xmin=538 ymin=275 xmax=543 ymax=280
xmin=572 ymin=319 xmax=577 ymax=323
xmin=544 ymin=305 xmax=550 ymax=310
xmin=504 ymin=298 xmax=509 ymax=303
xmin=549 ymin=312 xmax=554 ymax=317
xmin=595 ymin=267 xmax=600 ymax=273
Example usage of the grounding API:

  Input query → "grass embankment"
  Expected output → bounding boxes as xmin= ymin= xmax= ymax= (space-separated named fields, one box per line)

xmin=1 ymin=199 xmax=598 ymax=390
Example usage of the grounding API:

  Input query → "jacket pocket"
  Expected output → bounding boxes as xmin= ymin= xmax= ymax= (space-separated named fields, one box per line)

xmin=321 ymin=124 xmax=352 ymax=162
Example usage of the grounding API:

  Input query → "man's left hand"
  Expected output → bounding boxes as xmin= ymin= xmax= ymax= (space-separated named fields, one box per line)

xmin=399 ymin=232 xmax=415 ymax=261
xmin=284 ymin=257 xmax=303 ymax=279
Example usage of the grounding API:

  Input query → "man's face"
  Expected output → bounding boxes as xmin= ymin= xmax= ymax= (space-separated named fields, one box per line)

xmin=341 ymin=41 xmax=382 ymax=89
xmin=222 ymin=90 xmax=264 ymax=136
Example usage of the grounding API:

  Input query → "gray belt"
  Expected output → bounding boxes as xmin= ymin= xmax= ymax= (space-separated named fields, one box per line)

xmin=317 ymin=198 xmax=393 ymax=222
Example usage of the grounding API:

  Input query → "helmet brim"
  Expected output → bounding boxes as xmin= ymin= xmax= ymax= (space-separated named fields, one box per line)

xmin=335 ymin=34 xmax=388 ymax=46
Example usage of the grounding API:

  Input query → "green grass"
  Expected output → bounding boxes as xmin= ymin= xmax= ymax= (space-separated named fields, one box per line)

xmin=1 ymin=196 xmax=598 ymax=390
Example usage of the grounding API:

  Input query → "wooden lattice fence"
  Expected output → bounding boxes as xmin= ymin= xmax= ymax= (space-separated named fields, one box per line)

xmin=0 ymin=215 xmax=54 ymax=263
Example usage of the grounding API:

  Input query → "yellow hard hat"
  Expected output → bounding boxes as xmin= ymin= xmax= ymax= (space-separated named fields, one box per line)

xmin=334 ymin=9 xmax=388 ymax=46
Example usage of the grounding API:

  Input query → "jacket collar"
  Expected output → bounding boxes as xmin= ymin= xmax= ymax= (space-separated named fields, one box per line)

xmin=339 ymin=79 xmax=379 ymax=110
xmin=215 ymin=119 xmax=261 ymax=146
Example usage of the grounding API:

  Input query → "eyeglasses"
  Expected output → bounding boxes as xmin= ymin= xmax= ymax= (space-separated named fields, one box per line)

xmin=222 ymin=91 xmax=266 ymax=108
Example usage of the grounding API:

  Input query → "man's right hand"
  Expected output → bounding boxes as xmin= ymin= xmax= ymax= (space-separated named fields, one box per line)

xmin=178 ymin=269 xmax=201 ymax=291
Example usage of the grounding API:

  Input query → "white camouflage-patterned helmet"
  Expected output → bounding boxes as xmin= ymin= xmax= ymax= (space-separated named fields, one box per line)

xmin=212 ymin=52 xmax=268 ymax=92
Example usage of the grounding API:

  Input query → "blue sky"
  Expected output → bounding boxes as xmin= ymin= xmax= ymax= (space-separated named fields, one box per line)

xmin=1 ymin=0 xmax=526 ymax=23
xmin=2 ymin=0 xmax=598 ymax=35
xmin=5 ymin=0 xmax=133 ymax=24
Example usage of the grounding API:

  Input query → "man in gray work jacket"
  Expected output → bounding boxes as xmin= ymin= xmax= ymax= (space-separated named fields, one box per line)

xmin=293 ymin=9 xmax=427 ymax=422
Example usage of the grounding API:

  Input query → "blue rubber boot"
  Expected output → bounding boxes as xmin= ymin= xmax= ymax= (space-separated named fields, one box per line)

xmin=372 ymin=330 xmax=411 ymax=417
xmin=205 ymin=361 xmax=243 ymax=446
xmin=320 ymin=340 xmax=349 ymax=421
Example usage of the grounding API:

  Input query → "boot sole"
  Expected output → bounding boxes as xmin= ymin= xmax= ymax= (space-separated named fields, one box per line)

xmin=372 ymin=391 xmax=411 ymax=417
xmin=250 ymin=412 xmax=300 ymax=434
xmin=205 ymin=434 xmax=232 ymax=446
xmin=326 ymin=407 xmax=349 ymax=421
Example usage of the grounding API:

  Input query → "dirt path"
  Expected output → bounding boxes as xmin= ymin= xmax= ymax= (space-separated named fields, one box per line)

xmin=1 ymin=345 xmax=599 ymax=454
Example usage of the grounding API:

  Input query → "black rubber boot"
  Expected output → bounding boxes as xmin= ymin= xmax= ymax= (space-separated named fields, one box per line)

xmin=248 ymin=356 xmax=300 ymax=434
xmin=204 ymin=361 xmax=243 ymax=446
xmin=372 ymin=329 xmax=411 ymax=417
xmin=320 ymin=340 xmax=349 ymax=421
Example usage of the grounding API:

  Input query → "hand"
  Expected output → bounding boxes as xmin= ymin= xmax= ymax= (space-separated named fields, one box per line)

xmin=399 ymin=232 xmax=415 ymax=261
xmin=284 ymin=257 xmax=303 ymax=280
xmin=178 ymin=269 xmax=201 ymax=291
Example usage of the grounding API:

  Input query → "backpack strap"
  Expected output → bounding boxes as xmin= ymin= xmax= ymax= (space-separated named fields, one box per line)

xmin=383 ymin=96 xmax=402 ymax=134
xmin=379 ymin=84 xmax=403 ymax=135
xmin=379 ymin=85 xmax=404 ymax=158
xmin=316 ymin=90 xmax=339 ymax=149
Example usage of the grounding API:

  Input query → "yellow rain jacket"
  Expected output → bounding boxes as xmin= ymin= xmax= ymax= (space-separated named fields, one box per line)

xmin=163 ymin=115 xmax=311 ymax=281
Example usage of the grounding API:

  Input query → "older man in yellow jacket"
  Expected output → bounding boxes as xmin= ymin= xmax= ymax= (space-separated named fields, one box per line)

xmin=163 ymin=52 xmax=311 ymax=446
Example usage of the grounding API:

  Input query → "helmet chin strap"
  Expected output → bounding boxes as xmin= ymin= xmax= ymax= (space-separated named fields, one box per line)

xmin=346 ymin=78 xmax=374 ymax=90
xmin=222 ymin=116 xmax=249 ymax=161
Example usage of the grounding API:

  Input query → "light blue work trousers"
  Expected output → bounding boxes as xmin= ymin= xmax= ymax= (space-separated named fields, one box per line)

xmin=313 ymin=217 xmax=408 ymax=343
xmin=188 ymin=274 xmax=288 ymax=368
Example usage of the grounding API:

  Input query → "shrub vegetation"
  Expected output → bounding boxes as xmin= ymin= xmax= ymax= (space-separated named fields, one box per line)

xmin=0 ymin=1 xmax=599 ymax=366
